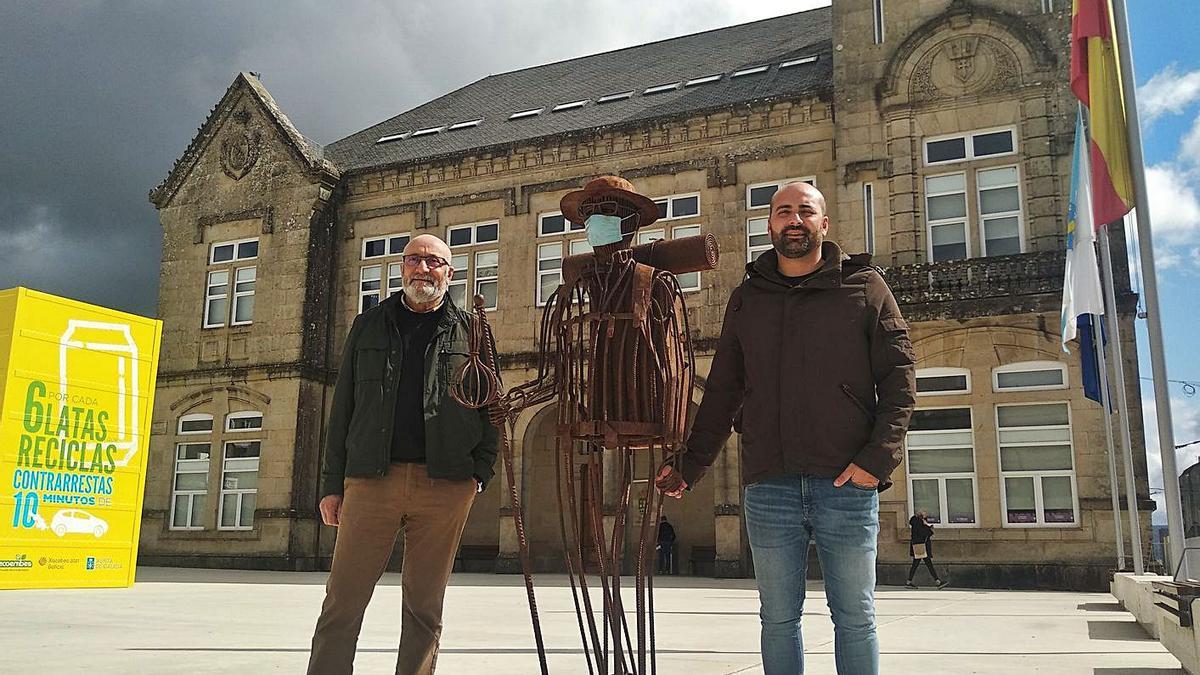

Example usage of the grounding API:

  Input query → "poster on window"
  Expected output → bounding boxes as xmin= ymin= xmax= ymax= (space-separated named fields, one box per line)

xmin=0 ymin=287 xmax=162 ymax=589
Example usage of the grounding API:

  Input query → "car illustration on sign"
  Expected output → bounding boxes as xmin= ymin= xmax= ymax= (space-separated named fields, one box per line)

xmin=49 ymin=510 xmax=109 ymax=538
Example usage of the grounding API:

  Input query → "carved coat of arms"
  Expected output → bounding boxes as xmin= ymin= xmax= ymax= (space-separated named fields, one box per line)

xmin=220 ymin=125 xmax=262 ymax=180
xmin=945 ymin=37 xmax=980 ymax=82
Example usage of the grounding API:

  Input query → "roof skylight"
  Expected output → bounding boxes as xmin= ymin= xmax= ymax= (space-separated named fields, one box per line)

xmin=509 ymin=108 xmax=544 ymax=120
xmin=685 ymin=74 xmax=722 ymax=87
xmin=376 ymin=133 xmax=407 ymax=144
xmin=411 ymin=126 xmax=444 ymax=137
xmin=597 ymin=91 xmax=634 ymax=103
xmin=643 ymin=82 xmax=680 ymax=95
xmin=552 ymin=99 xmax=588 ymax=112
xmin=779 ymin=55 xmax=819 ymax=69
xmin=731 ymin=65 xmax=769 ymax=78
xmin=448 ymin=119 xmax=483 ymax=130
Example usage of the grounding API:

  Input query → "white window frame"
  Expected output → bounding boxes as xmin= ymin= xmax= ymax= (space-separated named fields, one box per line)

xmin=746 ymin=177 xmax=817 ymax=211
xmin=225 ymin=411 xmax=264 ymax=433
xmin=924 ymin=126 xmax=1018 ymax=167
xmin=218 ymin=440 xmax=260 ymax=531
xmin=178 ymin=413 xmax=214 ymax=435
xmin=651 ymin=193 xmax=702 ymax=221
xmin=746 ymin=216 xmax=771 ymax=263
xmin=905 ymin=407 xmax=979 ymax=529
xmin=925 ymin=171 xmax=970 ymax=263
xmin=447 ymin=221 xmax=500 ymax=248
xmin=170 ymin=441 xmax=210 ymax=531
xmin=863 ymin=182 xmax=876 ymax=255
xmin=537 ymin=211 xmax=584 ymax=237
xmin=992 ymin=361 xmax=1069 ymax=393
xmin=447 ymin=253 xmax=469 ymax=308
xmin=474 ymin=250 xmax=499 ymax=311
xmin=230 ymin=266 xmax=256 ymax=327
xmin=359 ymin=264 xmax=382 ymax=314
xmin=916 ymin=367 xmax=972 ymax=397
xmin=203 ymin=271 xmax=229 ymax=329
xmin=672 ymin=224 xmax=702 ymax=292
xmin=536 ymin=242 xmax=563 ymax=307
xmin=361 ymin=232 xmax=411 ymax=260
xmin=996 ymin=401 xmax=1079 ymax=528
xmin=976 ymin=165 xmax=1026 ymax=257
xmin=209 ymin=237 xmax=259 ymax=265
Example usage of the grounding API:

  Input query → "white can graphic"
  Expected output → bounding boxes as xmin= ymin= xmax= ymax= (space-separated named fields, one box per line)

xmin=58 ymin=321 xmax=141 ymax=467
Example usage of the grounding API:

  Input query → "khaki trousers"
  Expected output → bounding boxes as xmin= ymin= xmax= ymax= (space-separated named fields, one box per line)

xmin=308 ymin=463 xmax=477 ymax=675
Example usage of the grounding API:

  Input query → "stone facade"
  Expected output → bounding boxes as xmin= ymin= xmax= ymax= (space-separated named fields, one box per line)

xmin=144 ymin=0 xmax=1150 ymax=590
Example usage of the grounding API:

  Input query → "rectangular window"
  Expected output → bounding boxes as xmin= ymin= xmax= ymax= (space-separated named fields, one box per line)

xmin=362 ymin=233 xmax=411 ymax=259
xmin=448 ymin=221 xmax=499 ymax=247
xmin=225 ymin=411 xmax=263 ymax=432
xmin=448 ymin=253 xmax=469 ymax=308
xmin=925 ymin=173 xmax=968 ymax=262
xmin=171 ymin=442 xmax=210 ymax=530
xmin=863 ymin=182 xmax=876 ymax=255
xmin=873 ymin=0 xmax=885 ymax=44
xmin=475 ymin=251 xmax=499 ymax=310
xmin=925 ymin=128 xmax=1016 ymax=166
xmin=907 ymin=408 xmax=977 ymax=526
xmin=537 ymin=242 xmax=562 ymax=307
xmin=204 ymin=271 xmax=229 ymax=329
xmin=360 ymin=265 xmax=381 ymax=313
xmin=210 ymin=238 xmax=258 ymax=265
xmin=387 ymin=262 xmax=404 ymax=298
xmin=538 ymin=211 xmax=584 ymax=236
xmin=977 ymin=166 xmax=1023 ymax=256
xmin=569 ymin=239 xmax=592 ymax=256
xmin=993 ymin=361 xmax=1068 ymax=392
xmin=747 ymin=216 xmax=771 ymax=262
xmin=916 ymin=368 xmax=971 ymax=396
xmin=178 ymin=414 xmax=214 ymax=435
xmin=652 ymin=194 xmax=701 ymax=221
xmin=231 ymin=267 xmax=256 ymax=325
xmin=219 ymin=440 xmax=260 ymax=531
xmin=747 ymin=178 xmax=817 ymax=210
xmin=672 ymin=225 xmax=701 ymax=291
xmin=998 ymin=402 xmax=1077 ymax=526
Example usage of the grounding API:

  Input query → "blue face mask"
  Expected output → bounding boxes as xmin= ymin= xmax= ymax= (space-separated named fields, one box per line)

xmin=585 ymin=214 xmax=625 ymax=247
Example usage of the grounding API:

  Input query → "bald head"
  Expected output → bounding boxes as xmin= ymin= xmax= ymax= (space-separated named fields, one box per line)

xmin=404 ymin=233 xmax=452 ymax=261
xmin=770 ymin=181 xmax=826 ymax=215
xmin=400 ymin=233 xmax=454 ymax=309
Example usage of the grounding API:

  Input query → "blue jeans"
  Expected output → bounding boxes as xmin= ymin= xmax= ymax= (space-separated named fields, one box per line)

xmin=743 ymin=474 xmax=880 ymax=675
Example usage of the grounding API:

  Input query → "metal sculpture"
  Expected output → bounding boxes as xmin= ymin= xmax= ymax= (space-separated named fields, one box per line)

xmin=452 ymin=176 xmax=717 ymax=674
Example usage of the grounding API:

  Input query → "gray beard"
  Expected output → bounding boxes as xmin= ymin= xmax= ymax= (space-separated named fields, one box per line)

xmin=405 ymin=276 xmax=448 ymax=305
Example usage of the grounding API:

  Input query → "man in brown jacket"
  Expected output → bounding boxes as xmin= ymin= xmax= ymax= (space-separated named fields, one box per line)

xmin=656 ymin=181 xmax=916 ymax=675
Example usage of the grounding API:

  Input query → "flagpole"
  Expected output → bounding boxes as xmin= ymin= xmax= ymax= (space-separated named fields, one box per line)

xmin=1093 ymin=311 xmax=1127 ymax=569
xmin=1111 ymin=0 xmax=1184 ymax=569
xmin=1098 ymin=227 xmax=1145 ymax=573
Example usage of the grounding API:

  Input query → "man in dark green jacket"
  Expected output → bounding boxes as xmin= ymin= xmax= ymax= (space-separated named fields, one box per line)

xmin=308 ymin=234 xmax=499 ymax=675
xmin=656 ymin=182 xmax=916 ymax=675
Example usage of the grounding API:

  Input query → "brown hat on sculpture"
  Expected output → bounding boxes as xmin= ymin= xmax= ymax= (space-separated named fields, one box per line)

xmin=560 ymin=175 xmax=661 ymax=230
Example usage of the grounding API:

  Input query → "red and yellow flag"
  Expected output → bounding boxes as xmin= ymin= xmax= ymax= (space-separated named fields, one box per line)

xmin=1071 ymin=0 xmax=1135 ymax=226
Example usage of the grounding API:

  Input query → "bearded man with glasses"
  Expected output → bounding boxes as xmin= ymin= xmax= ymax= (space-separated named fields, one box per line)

xmin=308 ymin=233 xmax=499 ymax=675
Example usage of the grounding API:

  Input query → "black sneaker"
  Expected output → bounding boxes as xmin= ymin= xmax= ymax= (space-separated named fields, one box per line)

xmin=936 ymin=580 xmax=950 ymax=589
xmin=904 ymin=582 xmax=917 ymax=589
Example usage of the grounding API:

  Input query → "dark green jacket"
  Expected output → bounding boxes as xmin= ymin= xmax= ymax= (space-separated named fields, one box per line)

xmin=319 ymin=293 xmax=499 ymax=497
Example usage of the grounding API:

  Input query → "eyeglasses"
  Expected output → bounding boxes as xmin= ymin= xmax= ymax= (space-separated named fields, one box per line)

xmin=402 ymin=254 xmax=450 ymax=269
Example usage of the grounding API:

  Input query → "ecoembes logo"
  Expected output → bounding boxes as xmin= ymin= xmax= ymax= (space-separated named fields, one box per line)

xmin=0 ymin=554 xmax=33 ymax=570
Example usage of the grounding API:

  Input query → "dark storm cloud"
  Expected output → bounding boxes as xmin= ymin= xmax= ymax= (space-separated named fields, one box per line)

xmin=0 ymin=0 xmax=820 ymax=317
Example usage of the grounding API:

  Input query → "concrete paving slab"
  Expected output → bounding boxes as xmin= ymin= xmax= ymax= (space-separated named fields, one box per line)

xmin=0 ymin=567 xmax=1186 ymax=674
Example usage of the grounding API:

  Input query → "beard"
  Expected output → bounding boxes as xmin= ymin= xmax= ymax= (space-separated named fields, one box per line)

xmin=771 ymin=226 xmax=822 ymax=259
xmin=404 ymin=274 xmax=449 ymax=305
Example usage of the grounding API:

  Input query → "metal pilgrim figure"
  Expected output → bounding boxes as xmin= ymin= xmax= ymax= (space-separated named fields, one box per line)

xmin=450 ymin=175 xmax=718 ymax=674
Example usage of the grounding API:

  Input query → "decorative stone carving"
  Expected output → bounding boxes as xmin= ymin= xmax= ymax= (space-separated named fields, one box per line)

xmin=220 ymin=107 xmax=262 ymax=180
xmin=909 ymin=34 xmax=1022 ymax=103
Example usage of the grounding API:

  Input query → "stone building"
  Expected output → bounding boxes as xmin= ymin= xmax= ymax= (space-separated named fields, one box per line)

xmin=144 ymin=0 xmax=1152 ymax=590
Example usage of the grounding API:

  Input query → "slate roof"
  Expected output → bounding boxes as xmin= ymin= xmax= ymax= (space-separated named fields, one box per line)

xmin=326 ymin=7 xmax=833 ymax=174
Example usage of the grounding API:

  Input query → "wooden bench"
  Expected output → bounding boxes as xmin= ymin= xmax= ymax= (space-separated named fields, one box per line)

xmin=1152 ymin=580 xmax=1200 ymax=627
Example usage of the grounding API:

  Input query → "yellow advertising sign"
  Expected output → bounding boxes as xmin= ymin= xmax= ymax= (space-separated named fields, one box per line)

xmin=0 ymin=287 xmax=161 ymax=589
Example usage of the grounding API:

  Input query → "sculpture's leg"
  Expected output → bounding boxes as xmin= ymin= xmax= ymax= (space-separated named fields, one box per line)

xmin=498 ymin=422 xmax=549 ymax=674
xmin=608 ymin=446 xmax=638 ymax=674
xmin=557 ymin=434 xmax=598 ymax=675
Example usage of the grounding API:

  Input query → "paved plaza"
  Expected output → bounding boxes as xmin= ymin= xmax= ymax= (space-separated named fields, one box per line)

xmin=1 ymin=567 xmax=1187 ymax=674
